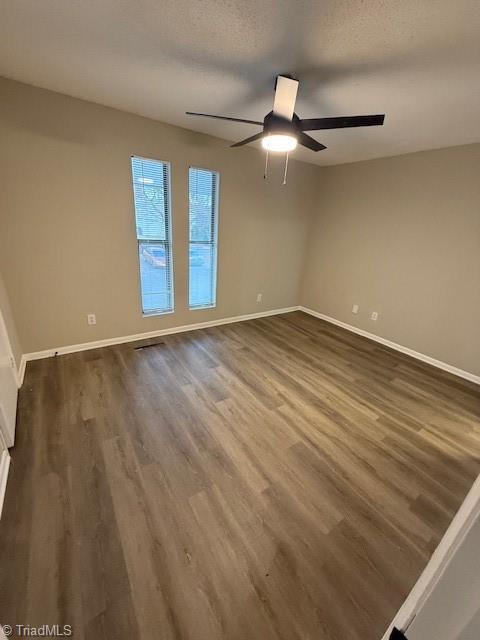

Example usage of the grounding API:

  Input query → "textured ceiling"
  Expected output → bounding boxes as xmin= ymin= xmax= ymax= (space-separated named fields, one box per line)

xmin=1 ymin=0 xmax=479 ymax=165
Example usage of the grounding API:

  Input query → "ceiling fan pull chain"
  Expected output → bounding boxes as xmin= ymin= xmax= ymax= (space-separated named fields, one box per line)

xmin=282 ymin=152 xmax=289 ymax=185
xmin=264 ymin=151 xmax=269 ymax=180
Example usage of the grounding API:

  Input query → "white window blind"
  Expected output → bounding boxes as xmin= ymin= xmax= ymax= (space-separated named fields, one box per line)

xmin=188 ymin=167 xmax=219 ymax=309
xmin=130 ymin=156 xmax=174 ymax=315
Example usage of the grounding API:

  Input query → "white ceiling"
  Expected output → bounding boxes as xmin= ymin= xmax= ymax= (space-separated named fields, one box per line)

xmin=1 ymin=0 xmax=479 ymax=166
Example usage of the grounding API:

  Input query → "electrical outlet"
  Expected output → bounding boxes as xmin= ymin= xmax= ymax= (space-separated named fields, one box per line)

xmin=370 ymin=311 xmax=378 ymax=321
xmin=87 ymin=313 xmax=96 ymax=326
xmin=256 ymin=293 xmax=263 ymax=303
xmin=352 ymin=304 xmax=359 ymax=314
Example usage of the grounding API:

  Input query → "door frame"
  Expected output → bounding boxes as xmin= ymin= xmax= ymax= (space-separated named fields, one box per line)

xmin=382 ymin=473 xmax=480 ymax=638
xmin=0 ymin=408 xmax=11 ymax=518
xmin=0 ymin=447 xmax=11 ymax=518
xmin=0 ymin=305 xmax=20 ymax=448
xmin=0 ymin=306 xmax=20 ymax=388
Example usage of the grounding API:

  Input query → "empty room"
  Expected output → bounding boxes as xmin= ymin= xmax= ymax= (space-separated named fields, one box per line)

xmin=0 ymin=1 xmax=479 ymax=638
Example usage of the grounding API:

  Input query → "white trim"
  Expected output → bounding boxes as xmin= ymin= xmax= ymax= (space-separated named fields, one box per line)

xmin=22 ymin=306 xmax=300 ymax=362
xmin=20 ymin=305 xmax=480 ymax=383
xmin=300 ymin=307 xmax=480 ymax=386
xmin=381 ymin=472 xmax=480 ymax=638
xmin=0 ymin=449 xmax=10 ymax=519
xmin=0 ymin=307 xmax=21 ymax=389
xmin=17 ymin=355 xmax=26 ymax=388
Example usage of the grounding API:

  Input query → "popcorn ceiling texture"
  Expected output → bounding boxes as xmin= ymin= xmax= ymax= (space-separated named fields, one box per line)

xmin=0 ymin=0 xmax=479 ymax=166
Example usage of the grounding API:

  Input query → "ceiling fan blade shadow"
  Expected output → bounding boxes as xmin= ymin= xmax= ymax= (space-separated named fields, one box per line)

xmin=230 ymin=132 xmax=265 ymax=147
xmin=297 ymin=132 xmax=327 ymax=152
xmin=300 ymin=114 xmax=385 ymax=131
xmin=186 ymin=112 xmax=263 ymax=126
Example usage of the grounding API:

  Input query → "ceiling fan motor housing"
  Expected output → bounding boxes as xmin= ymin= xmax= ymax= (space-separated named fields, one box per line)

xmin=186 ymin=74 xmax=384 ymax=153
xmin=263 ymin=111 xmax=300 ymax=136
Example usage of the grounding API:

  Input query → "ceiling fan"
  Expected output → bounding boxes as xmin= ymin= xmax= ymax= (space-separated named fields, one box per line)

xmin=186 ymin=74 xmax=385 ymax=155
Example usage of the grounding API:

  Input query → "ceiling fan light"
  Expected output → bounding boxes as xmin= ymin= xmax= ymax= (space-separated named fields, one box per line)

xmin=261 ymin=134 xmax=297 ymax=153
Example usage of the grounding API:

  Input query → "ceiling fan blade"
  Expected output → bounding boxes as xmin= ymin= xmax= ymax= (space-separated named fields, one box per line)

xmin=300 ymin=114 xmax=385 ymax=131
xmin=186 ymin=112 xmax=263 ymax=126
xmin=272 ymin=75 xmax=299 ymax=121
xmin=230 ymin=132 xmax=265 ymax=148
xmin=297 ymin=132 xmax=327 ymax=152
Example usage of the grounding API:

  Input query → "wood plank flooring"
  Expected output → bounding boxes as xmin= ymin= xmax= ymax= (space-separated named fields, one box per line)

xmin=1 ymin=311 xmax=479 ymax=639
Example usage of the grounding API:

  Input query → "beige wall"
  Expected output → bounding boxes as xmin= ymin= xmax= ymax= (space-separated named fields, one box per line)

xmin=301 ymin=144 xmax=480 ymax=376
xmin=0 ymin=271 xmax=22 ymax=368
xmin=0 ymin=77 xmax=319 ymax=354
xmin=1 ymin=77 xmax=479 ymax=378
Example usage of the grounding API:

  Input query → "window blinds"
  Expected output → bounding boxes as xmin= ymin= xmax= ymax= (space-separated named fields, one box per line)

xmin=131 ymin=156 xmax=174 ymax=315
xmin=188 ymin=167 xmax=219 ymax=309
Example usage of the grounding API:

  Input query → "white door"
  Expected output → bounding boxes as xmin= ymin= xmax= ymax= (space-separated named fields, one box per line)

xmin=0 ymin=309 xmax=18 ymax=447
xmin=384 ymin=474 xmax=480 ymax=640
xmin=404 ymin=513 xmax=480 ymax=640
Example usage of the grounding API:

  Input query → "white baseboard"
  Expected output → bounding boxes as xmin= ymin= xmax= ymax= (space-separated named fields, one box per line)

xmin=22 ymin=306 xmax=300 ymax=364
xmin=0 ymin=450 xmax=10 ymax=519
xmin=18 ymin=305 xmax=480 ymax=386
xmin=300 ymin=306 xmax=480 ymax=385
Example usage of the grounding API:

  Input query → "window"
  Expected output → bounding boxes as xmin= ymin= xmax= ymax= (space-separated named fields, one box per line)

xmin=188 ymin=167 xmax=219 ymax=309
xmin=131 ymin=156 xmax=174 ymax=315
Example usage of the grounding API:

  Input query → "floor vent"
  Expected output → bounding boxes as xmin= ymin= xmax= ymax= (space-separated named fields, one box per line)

xmin=134 ymin=341 xmax=165 ymax=350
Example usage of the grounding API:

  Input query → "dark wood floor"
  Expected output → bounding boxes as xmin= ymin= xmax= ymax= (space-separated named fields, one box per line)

xmin=1 ymin=311 xmax=480 ymax=640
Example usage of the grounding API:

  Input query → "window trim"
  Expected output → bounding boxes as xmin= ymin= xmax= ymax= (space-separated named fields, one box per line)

xmin=188 ymin=165 xmax=220 ymax=311
xmin=130 ymin=155 xmax=175 ymax=317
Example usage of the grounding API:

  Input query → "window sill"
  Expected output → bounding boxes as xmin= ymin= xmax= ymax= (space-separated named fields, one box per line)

xmin=189 ymin=304 xmax=216 ymax=311
xmin=142 ymin=309 xmax=175 ymax=318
